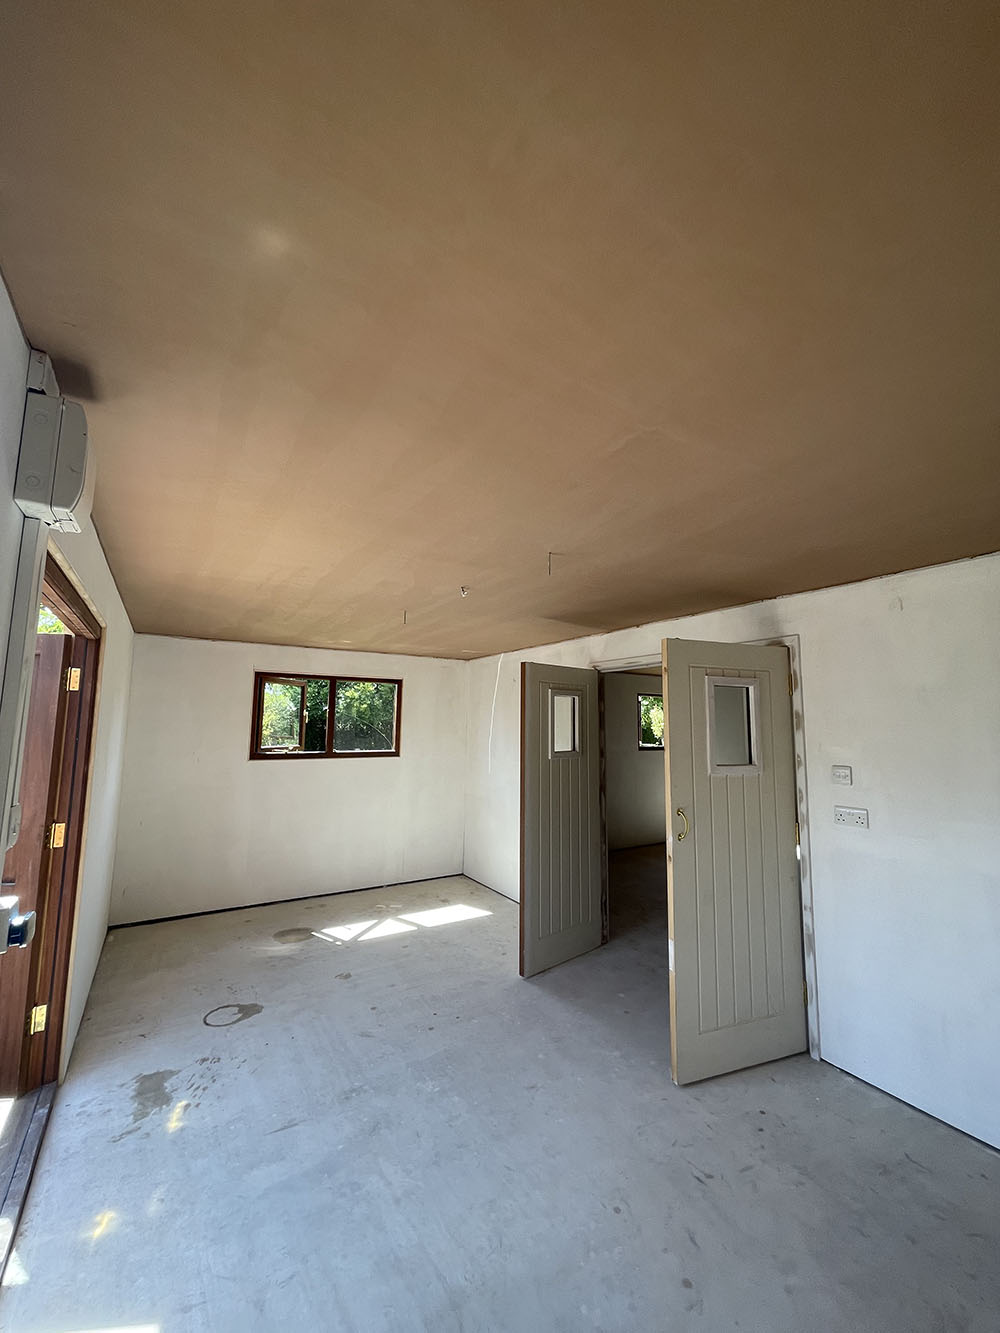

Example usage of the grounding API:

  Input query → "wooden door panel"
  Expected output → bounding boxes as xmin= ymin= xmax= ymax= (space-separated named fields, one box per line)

xmin=0 ymin=634 xmax=71 ymax=1096
xmin=22 ymin=630 xmax=99 ymax=1091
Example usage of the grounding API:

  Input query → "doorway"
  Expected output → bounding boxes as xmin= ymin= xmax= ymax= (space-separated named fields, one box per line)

xmin=0 ymin=553 xmax=100 ymax=1098
xmin=519 ymin=638 xmax=810 ymax=1085
xmin=599 ymin=669 xmax=667 ymax=950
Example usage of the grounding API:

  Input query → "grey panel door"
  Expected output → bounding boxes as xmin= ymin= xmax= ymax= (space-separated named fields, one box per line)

xmin=520 ymin=662 xmax=602 ymax=978
xmin=663 ymin=638 xmax=806 ymax=1084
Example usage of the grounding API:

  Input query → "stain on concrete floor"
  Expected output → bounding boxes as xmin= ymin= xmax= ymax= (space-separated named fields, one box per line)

xmin=202 ymin=1002 xmax=263 ymax=1027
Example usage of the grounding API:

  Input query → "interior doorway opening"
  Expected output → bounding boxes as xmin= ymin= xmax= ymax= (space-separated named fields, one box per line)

xmin=599 ymin=668 xmax=668 ymax=950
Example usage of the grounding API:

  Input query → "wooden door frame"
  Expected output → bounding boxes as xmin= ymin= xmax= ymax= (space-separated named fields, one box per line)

xmin=590 ymin=640 xmax=819 ymax=1063
xmin=19 ymin=553 xmax=101 ymax=1089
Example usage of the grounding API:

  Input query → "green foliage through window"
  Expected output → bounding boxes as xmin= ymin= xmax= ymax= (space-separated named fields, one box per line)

xmin=334 ymin=680 xmax=397 ymax=752
xmin=261 ymin=680 xmax=303 ymax=749
xmin=38 ymin=604 xmax=70 ymax=634
xmin=253 ymin=673 xmax=399 ymax=758
xmin=638 ymin=693 xmax=664 ymax=748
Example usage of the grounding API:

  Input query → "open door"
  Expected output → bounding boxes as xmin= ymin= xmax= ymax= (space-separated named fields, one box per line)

xmin=0 ymin=633 xmax=72 ymax=1094
xmin=0 ymin=556 xmax=101 ymax=1096
xmin=520 ymin=662 xmax=601 ymax=977
xmin=663 ymin=638 xmax=806 ymax=1084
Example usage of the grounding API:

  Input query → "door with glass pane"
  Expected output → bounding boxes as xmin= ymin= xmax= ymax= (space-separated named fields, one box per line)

xmin=520 ymin=662 xmax=602 ymax=977
xmin=663 ymin=638 xmax=806 ymax=1084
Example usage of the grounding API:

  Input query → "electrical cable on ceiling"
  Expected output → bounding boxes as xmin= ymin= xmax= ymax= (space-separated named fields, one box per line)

xmin=487 ymin=653 xmax=504 ymax=774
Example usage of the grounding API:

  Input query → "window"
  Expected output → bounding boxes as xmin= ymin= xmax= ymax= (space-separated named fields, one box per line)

xmin=550 ymin=691 xmax=581 ymax=755
xmin=637 ymin=693 xmax=664 ymax=749
xmin=705 ymin=676 xmax=760 ymax=775
xmin=250 ymin=672 xmax=401 ymax=759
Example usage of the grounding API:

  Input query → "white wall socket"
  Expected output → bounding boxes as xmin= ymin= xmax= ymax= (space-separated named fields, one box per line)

xmin=831 ymin=765 xmax=853 ymax=785
xmin=835 ymin=805 xmax=869 ymax=828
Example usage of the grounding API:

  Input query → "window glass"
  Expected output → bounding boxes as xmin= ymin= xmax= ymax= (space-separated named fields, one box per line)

xmin=303 ymin=678 xmax=330 ymax=752
xmin=38 ymin=604 xmax=71 ymax=634
xmin=261 ymin=680 xmax=305 ymax=750
xmin=334 ymin=679 xmax=398 ymax=752
xmin=711 ymin=682 xmax=753 ymax=767
xmin=638 ymin=693 xmax=664 ymax=748
xmin=552 ymin=692 xmax=579 ymax=753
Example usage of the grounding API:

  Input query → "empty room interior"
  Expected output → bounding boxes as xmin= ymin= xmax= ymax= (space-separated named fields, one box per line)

xmin=0 ymin=4 xmax=998 ymax=1331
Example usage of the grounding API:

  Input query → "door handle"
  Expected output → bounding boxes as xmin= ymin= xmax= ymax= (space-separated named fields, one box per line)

xmin=676 ymin=807 xmax=689 ymax=841
xmin=7 ymin=911 xmax=35 ymax=949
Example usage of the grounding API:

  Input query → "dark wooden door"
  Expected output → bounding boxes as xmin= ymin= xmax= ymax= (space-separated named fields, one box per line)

xmin=0 ymin=634 xmax=72 ymax=1096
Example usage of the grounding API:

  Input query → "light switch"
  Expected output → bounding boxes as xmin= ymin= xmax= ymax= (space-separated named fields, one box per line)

xmin=831 ymin=765 xmax=853 ymax=786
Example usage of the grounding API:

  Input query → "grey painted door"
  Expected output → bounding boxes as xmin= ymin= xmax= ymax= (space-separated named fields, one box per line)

xmin=520 ymin=662 xmax=602 ymax=978
xmin=663 ymin=638 xmax=806 ymax=1084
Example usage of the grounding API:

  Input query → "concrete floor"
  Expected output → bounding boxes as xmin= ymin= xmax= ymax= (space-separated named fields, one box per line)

xmin=1 ymin=847 xmax=997 ymax=1332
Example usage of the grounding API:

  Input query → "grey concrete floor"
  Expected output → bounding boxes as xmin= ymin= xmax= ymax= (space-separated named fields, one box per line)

xmin=1 ymin=847 xmax=997 ymax=1332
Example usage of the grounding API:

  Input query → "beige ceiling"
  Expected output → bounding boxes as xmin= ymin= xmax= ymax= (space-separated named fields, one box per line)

xmin=1 ymin=2 xmax=998 ymax=659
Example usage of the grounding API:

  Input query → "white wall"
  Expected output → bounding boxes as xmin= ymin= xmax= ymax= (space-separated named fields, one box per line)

xmin=0 ymin=276 xmax=28 ymax=683
xmin=463 ymin=554 xmax=1000 ymax=1148
xmin=604 ymin=672 xmax=665 ymax=850
xmin=50 ymin=528 xmax=134 ymax=1073
xmin=112 ymin=636 xmax=468 ymax=924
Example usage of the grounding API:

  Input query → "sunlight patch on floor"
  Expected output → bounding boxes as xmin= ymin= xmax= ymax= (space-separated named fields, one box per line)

xmin=313 ymin=904 xmax=492 ymax=947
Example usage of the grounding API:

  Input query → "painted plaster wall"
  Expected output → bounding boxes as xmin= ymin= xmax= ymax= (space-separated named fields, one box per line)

xmin=605 ymin=671 xmax=666 ymax=850
xmin=463 ymin=554 xmax=1000 ymax=1148
xmin=112 ymin=636 xmax=468 ymax=924
xmin=0 ymin=277 xmax=28 ymax=684
xmin=50 ymin=528 xmax=134 ymax=1073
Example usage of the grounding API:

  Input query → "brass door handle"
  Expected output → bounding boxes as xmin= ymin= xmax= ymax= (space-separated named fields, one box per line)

xmin=676 ymin=807 xmax=689 ymax=841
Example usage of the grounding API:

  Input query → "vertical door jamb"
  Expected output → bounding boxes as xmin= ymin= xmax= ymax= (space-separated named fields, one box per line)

xmin=745 ymin=633 xmax=819 ymax=1061
xmin=597 ymin=671 xmax=609 ymax=945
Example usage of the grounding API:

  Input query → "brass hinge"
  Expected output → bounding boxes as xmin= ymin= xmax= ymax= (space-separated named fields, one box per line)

xmin=802 ymin=981 xmax=808 ymax=1007
xmin=788 ymin=673 xmax=794 ymax=696
xmin=65 ymin=667 xmax=81 ymax=692
xmin=28 ymin=1004 xmax=47 ymax=1035
xmin=795 ymin=819 xmax=800 ymax=846
xmin=48 ymin=822 xmax=66 ymax=849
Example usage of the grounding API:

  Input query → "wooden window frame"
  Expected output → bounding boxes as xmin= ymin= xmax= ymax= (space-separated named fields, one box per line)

xmin=249 ymin=671 xmax=402 ymax=760
xmin=636 ymin=691 xmax=664 ymax=750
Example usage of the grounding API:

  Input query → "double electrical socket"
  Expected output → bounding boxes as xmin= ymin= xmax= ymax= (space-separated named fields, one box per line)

xmin=834 ymin=805 xmax=869 ymax=828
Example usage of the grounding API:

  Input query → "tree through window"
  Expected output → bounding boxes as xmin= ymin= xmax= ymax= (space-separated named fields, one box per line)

xmin=638 ymin=693 xmax=664 ymax=749
xmin=251 ymin=672 xmax=401 ymax=759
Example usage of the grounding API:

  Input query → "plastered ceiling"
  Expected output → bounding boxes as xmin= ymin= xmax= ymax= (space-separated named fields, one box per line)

xmin=1 ymin=2 xmax=998 ymax=658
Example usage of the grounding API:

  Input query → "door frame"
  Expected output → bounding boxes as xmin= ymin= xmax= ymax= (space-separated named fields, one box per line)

xmin=591 ymin=634 xmax=819 ymax=1062
xmin=21 ymin=550 xmax=101 ymax=1088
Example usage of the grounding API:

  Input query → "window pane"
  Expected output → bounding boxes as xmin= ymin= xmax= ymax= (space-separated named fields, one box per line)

xmin=334 ymin=680 xmax=398 ymax=752
xmin=38 ymin=604 xmax=71 ymax=634
xmin=303 ymin=678 xmax=330 ymax=752
xmin=638 ymin=693 xmax=663 ymax=748
xmin=712 ymin=682 xmax=753 ymax=766
xmin=552 ymin=693 xmax=579 ymax=753
xmin=261 ymin=680 xmax=304 ymax=749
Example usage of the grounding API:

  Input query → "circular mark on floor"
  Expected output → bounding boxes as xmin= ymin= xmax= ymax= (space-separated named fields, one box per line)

xmin=203 ymin=1003 xmax=264 ymax=1027
xmin=273 ymin=927 xmax=313 ymax=944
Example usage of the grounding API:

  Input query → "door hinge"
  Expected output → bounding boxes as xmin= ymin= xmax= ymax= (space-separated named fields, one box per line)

xmin=28 ymin=1003 xmax=47 ymax=1035
xmin=65 ymin=666 xmax=81 ymax=691
xmin=788 ymin=673 xmax=794 ymax=696
xmin=795 ymin=819 xmax=800 ymax=846
xmin=803 ymin=981 xmax=809 ymax=1007
xmin=48 ymin=822 xmax=66 ymax=849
